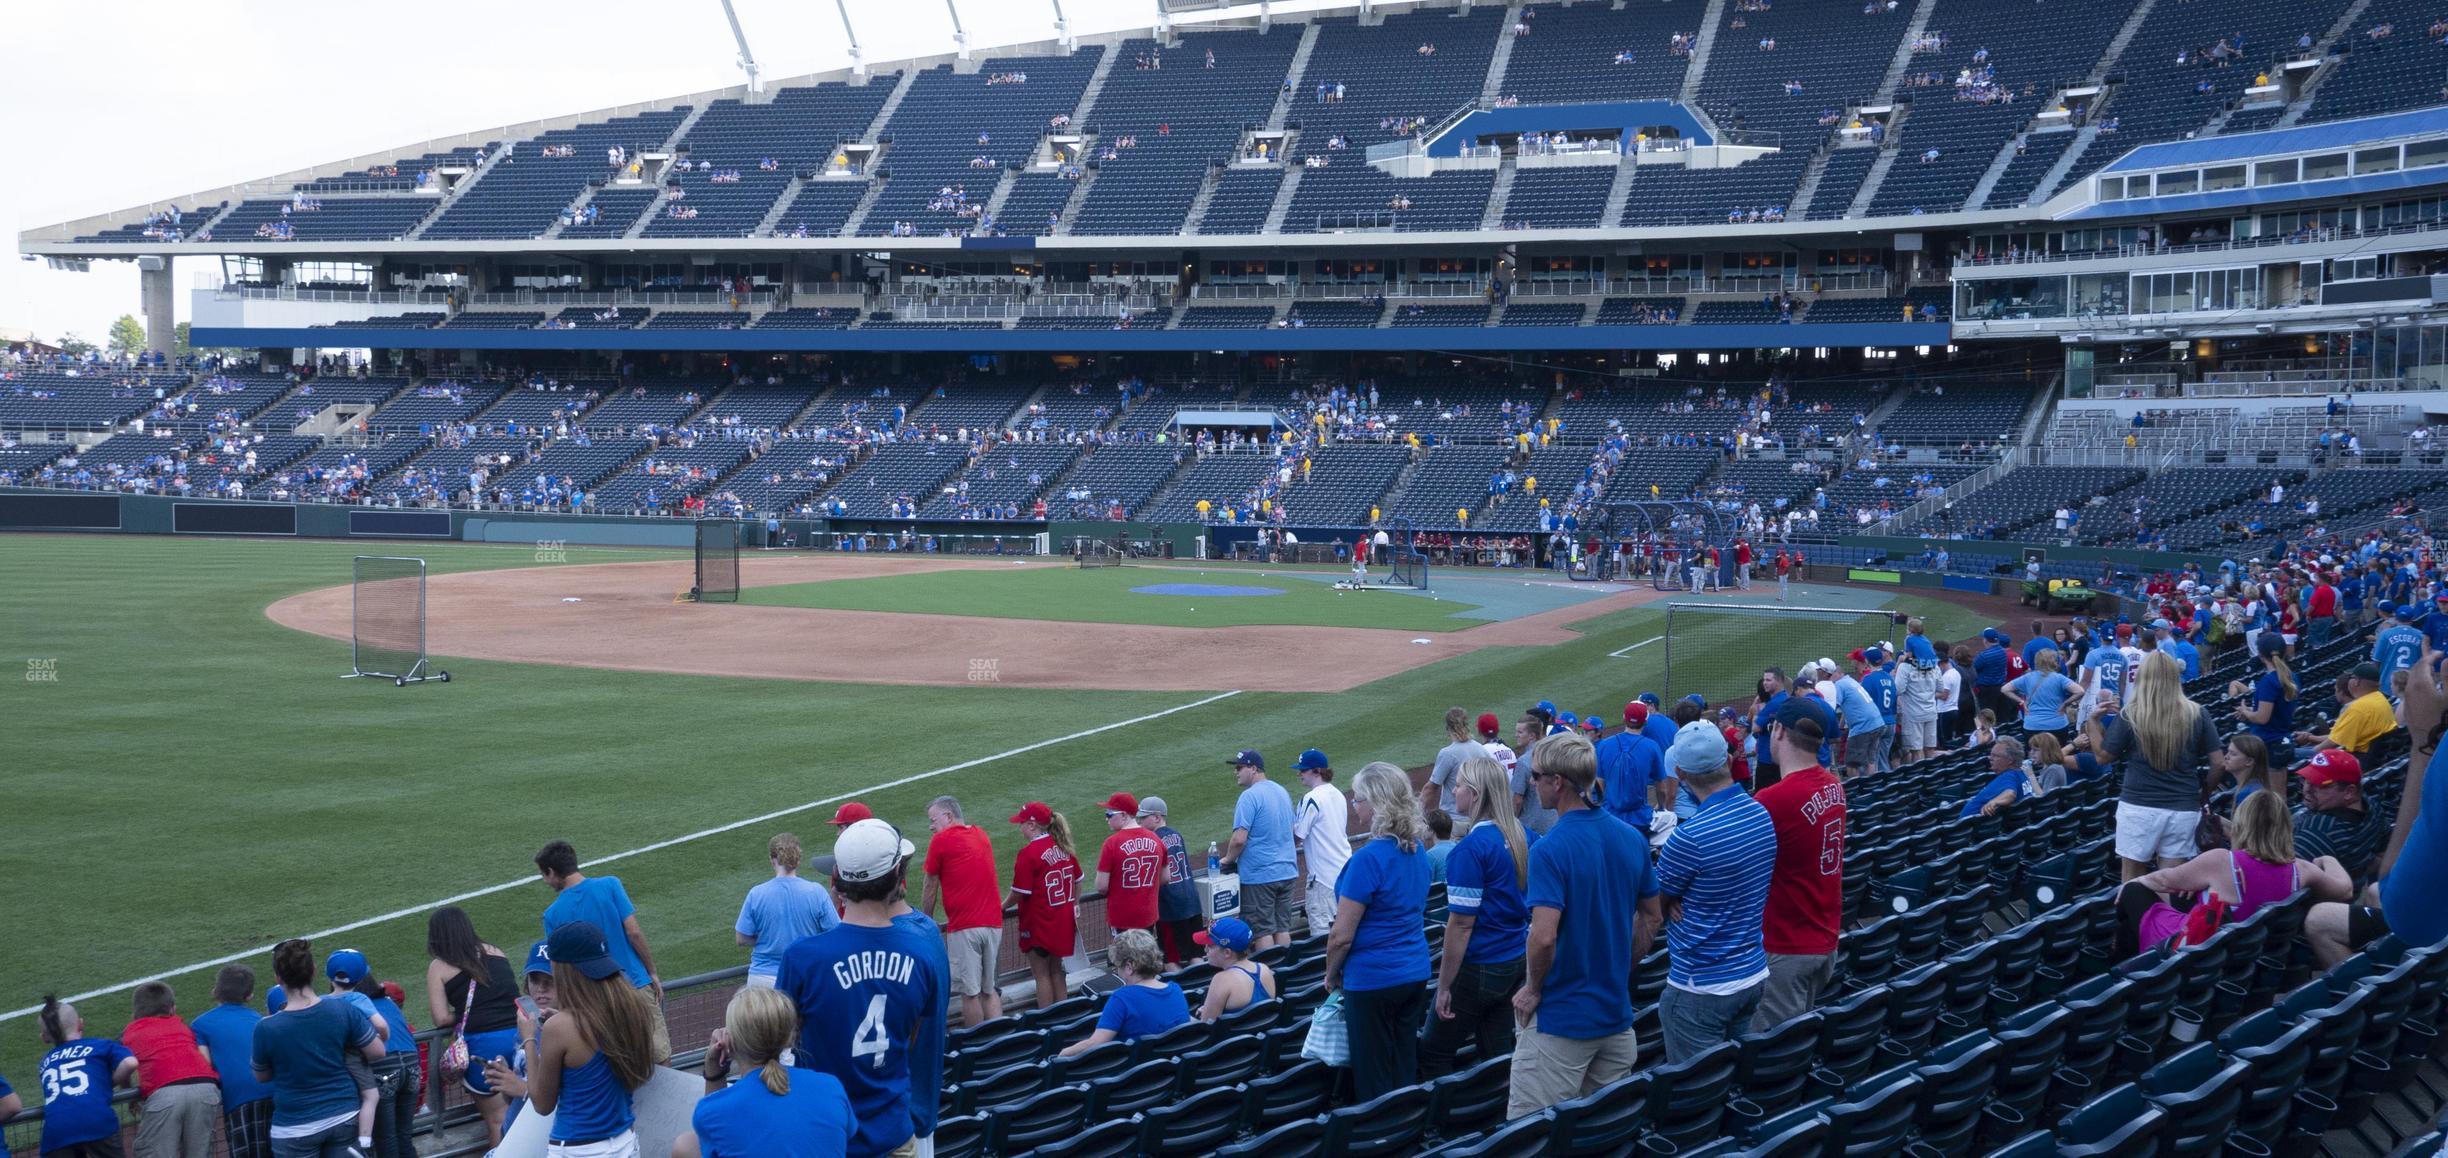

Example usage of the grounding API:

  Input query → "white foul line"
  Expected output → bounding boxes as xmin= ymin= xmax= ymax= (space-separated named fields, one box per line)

xmin=1609 ymin=634 xmax=1666 ymax=659
xmin=0 ymin=689 xmax=1245 ymax=1022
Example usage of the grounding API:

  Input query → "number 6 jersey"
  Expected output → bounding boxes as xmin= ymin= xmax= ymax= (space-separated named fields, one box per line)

xmin=778 ymin=919 xmax=949 ymax=1158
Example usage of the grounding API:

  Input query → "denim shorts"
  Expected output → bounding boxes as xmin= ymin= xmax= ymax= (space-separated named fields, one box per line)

xmin=460 ymin=1027 xmax=523 ymax=1096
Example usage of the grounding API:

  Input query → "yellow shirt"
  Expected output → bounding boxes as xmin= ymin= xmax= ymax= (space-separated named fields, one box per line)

xmin=2329 ymin=691 xmax=2397 ymax=754
xmin=1457 ymin=508 xmax=1469 ymax=525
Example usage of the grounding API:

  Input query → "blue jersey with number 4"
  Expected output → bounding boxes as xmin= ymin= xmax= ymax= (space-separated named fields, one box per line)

xmin=778 ymin=920 xmax=948 ymax=1158
xmin=39 ymin=1039 xmax=131 ymax=1151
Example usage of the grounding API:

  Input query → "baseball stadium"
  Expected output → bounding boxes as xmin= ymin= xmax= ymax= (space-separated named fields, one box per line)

xmin=8 ymin=0 xmax=2448 ymax=1154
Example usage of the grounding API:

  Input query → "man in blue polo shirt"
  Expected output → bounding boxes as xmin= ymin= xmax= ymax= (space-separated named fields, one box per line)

xmin=1973 ymin=629 xmax=2012 ymax=720
xmin=1654 ymin=722 xmax=1777 ymax=1061
xmin=1507 ymin=732 xmax=1662 ymax=1119
xmin=1597 ymin=702 xmax=1667 ymax=833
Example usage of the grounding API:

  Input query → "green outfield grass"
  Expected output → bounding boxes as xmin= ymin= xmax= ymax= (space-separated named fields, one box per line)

xmin=739 ymin=560 xmax=1490 ymax=630
xmin=0 ymin=535 xmax=1995 ymax=1078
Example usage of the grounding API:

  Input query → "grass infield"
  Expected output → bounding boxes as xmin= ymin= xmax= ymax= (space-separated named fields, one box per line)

xmin=739 ymin=560 xmax=1490 ymax=630
xmin=0 ymin=535 xmax=1991 ymax=1077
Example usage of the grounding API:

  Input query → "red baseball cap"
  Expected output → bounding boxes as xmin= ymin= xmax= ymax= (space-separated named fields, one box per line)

xmin=1625 ymin=701 xmax=1649 ymax=725
xmin=830 ymin=802 xmax=874 ymax=827
xmin=1476 ymin=712 xmax=1501 ymax=738
xmin=1101 ymin=792 xmax=1139 ymax=816
xmin=2298 ymin=750 xmax=2363 ymax=785
xmin=1009 ymin=801 xmax=1055 ymax=826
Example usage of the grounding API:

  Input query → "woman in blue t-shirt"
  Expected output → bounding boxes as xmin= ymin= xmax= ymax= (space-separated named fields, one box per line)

xmin=1326 ymin=761 xmax=1435 ymax=1102
xmin=1421 ymin=757 xmax=1535 ymax=1078
xmin=254 ymin=939 xmax=386 ymax=1157
xmin=1059 ymin=930 xmax=1189 ymax=1056
xmin=2231 ymin=635 xmax=2301 ymax=767
xmin=674 ymin=988 xmax=852 ymax=1158
xmin=34 ymin=995 xmax=136 ymax=1158
xmin=2005 ymin=648 xmax=2083 ymax=740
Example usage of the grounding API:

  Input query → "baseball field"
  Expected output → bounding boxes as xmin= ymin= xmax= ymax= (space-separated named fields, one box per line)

xmin=0 ymin=533 xmax=1998 ymax=1078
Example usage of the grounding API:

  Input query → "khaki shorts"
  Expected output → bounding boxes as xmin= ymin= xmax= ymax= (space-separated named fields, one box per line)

xmin=1306 ymin=879 xmax=1339 ymax=938
xmin=1241 ymin=878 xmax=1299 ymax=939
xmin=1506 ymin=1016 xmax=1639 ymax=1119
xmin=947 ymin=925 xmax=1003 ymax=998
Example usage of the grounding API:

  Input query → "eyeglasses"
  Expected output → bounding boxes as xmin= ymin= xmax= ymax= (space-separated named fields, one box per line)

xmin=1104 ymin=810 xmax=1125 ymax=818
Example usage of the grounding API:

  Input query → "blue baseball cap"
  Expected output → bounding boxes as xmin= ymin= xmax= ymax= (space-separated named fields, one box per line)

xmin=1682 ymin=693 xmax=1707 ymax=708
xmin=1295 ymin=748 xmax=1329 ymax=772
xmin=524 ymin=940 xmax=553 ymax=978
xmin=1982 ymin=628 xmax=2007 ymax=643
xmin=1558 ymin=710 xmax=1580 ymax=727
xmin=1228 ymin=749 xmax=1264 ymax=769
xmin=1773 ymin=695 xmax=1837 ymax=737
xmin=1670 ymin=719 xmax=1729 ymax=774
xmin=543 ymin=921 xmax=622 ymax=981
xmin=325 ymin=949 xmax=370 ymax=986
xmin=1638 ymin=692 xmax=1662 ymax=707
xmin=1532 ymin=700 xmax=1557 ymax=720
xmin=2400 ymin=604 xmax=2423 ymax=621
xmin=1195 ymin=917 xmax=1253 ymax=953
xmin=1582 ymin=710 xmax=1607 ymax=732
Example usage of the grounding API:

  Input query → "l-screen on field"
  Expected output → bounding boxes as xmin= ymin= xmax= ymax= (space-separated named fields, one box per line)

xmin=0 ymin=534 xmax=1992 ymax=1066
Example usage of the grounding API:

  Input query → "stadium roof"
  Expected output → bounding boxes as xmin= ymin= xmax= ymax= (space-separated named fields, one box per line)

xmin=2103 ymin=105 xmax=2448 ymax=172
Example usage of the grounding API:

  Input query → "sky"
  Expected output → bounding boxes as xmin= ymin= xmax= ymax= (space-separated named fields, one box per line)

xmin=2 ymin=0 xmax=1357 ymax=345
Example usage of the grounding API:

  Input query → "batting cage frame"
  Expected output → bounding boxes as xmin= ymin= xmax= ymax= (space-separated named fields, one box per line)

xmin=346 ymin=556 xmax=449 ymax=686
xmin=1383 ymin=517 xmax=1430 ymax=590
xmin=1658 ymin=601 xmax=1902 ymax=704
xmin=692 ymin=518 xmax=741 ymax=602
xmin=1074 ymin=534 xmax=1126 ymax=568
xmin=1568 ymin=500 xmax=1734 ymax=589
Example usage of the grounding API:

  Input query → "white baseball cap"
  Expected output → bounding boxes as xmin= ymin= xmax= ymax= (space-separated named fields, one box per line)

xmin=832 ymin=819 xmax=916 ymax=883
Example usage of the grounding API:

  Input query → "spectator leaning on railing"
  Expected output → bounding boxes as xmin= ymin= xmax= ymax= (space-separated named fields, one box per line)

xmin=189 ymin=965 xmax=274 ymax=1158
xmin=122 ymin=980 xmax=223 ymax=1158
xmin=922 ymin=797 xmax=1005 ymax=1028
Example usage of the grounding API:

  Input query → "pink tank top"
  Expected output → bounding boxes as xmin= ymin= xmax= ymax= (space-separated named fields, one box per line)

xmin=2227 ymin=850 xmax=2301 ymax=920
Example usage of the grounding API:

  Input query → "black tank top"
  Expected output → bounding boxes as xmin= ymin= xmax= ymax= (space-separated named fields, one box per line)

xmin=442 ymin=953 xmax=519 ymax=1035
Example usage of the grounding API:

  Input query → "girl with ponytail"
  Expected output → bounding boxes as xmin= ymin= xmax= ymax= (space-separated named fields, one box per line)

xmin=672 ymin=987 xmax=853 ymax=1157
xmin=1007 ymin=801 xmax=1083 ymax=1010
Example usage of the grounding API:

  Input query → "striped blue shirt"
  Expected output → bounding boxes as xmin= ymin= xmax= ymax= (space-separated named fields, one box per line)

xmin=1655 ymin=784 xmax=1776 ymax=993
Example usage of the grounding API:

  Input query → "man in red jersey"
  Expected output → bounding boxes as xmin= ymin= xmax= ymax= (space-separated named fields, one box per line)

xmin=1095 ymin=791 xmax=1168 ymax=938
xmin=1749 ymin=697 xmax=1848 ymax=1031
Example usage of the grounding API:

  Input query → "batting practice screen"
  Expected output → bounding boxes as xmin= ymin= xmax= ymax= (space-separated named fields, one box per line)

xmin=1075 ymin=536 xmax=1123 ymax=568
xmin=1660 ymin=602 xmax=1900 ymax=705
xmin=351 ymin=556 xmax=429 ymax=679
xmin=695 ymin=519 xmax=741 ymax=602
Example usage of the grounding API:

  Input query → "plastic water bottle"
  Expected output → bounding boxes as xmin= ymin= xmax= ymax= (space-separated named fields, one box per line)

xmin=1207 ymin=842 xmax=1221 ymax=876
